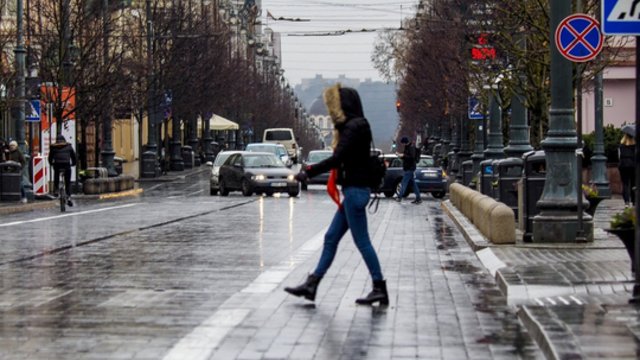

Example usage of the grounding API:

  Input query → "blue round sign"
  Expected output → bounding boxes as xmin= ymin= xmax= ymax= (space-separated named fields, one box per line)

xmin=555 ymin=14 xmax=603 ymax=62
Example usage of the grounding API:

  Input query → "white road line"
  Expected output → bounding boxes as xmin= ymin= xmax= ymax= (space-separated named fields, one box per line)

xmin=557 ymin=296 xmax=570 ymax=305
xmin=0 ymin=203 xmax=139 ymax=228
xmin=162 ymin=226 xmax=327 ymax=360
xmin=545 ymin=297 xmax=557 ymax=306
xmin=570 ymin=295 xmax=584 ymax=305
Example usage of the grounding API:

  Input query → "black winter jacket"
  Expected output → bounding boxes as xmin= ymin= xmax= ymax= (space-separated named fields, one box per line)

xmin=402 ymin=144 xmax=418 ymax=171
xmin=305 ymin=86 xmax=373 ymax=188
xmin=49 ymin=142 xmax=77 ymax=167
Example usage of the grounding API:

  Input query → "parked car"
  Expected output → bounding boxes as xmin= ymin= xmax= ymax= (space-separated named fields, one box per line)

xmin=300 ymin=150 xmax=333 ymax=190
xmin=218 ymin=152 xmax=299 ymax=197
xmin=379 ymin=154 xmax=447 ymax=199
xmin=246 ymin=142 xmax=292 ymax=167
xmin=209 ymin=150 xmax=242 ymax=195
xmin=263 ymin=128 xmax=299 ymax=163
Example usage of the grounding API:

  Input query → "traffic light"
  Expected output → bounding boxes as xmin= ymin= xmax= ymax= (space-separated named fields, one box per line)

xmin=395 ymin=100 xmax=401 ymax=112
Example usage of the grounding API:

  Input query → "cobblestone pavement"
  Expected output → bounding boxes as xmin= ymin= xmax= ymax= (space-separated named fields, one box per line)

xmin=0 ymin=174 xmax=543 ymax=359
xmin=444 ymin=196 xmax=640 ymax=359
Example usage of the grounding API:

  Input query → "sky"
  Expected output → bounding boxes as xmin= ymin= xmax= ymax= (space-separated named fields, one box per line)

xmin=259 ymin=0 xmax=420 ymax=86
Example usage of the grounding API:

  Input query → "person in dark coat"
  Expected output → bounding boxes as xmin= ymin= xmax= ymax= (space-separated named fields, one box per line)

xmin=7 ymin=140 xmax=27 ymax=203
xmin=618 ymin=132 xmax=635 ymax=206
xmin=284 ymin=83 xmax=388 ymax=306
xmin=48 ymin=135 xmax=76 ymax=205
xmin=396 ymin=136 xmax=422 ymax=204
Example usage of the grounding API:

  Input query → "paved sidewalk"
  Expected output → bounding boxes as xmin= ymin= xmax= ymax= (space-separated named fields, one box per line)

xmin=198 ymin=199 xmax=543 ymax=360
xmin=443 ymin=195 xmax=640 ymax=359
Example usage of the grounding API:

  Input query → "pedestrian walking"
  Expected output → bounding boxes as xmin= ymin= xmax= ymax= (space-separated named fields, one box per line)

xmin=284 ymin=83 xmax=389 ymax=306
xmin=618 ymin=130 xmax=635 ymax=206
xmin=6 ymin=140 xmax=27 ymax=203
xmin=48 ymin=135 xmax=76 ymax=207
xmin=396 ymin=136 xmax=422 ymax=204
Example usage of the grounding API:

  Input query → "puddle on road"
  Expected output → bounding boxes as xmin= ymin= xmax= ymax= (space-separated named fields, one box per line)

xmin=432 ymin=215 xmax=459 ymax=250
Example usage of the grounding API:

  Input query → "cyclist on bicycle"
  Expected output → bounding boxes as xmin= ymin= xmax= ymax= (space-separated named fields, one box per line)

xmin=49 ymin=134 xmax=76 ymax=206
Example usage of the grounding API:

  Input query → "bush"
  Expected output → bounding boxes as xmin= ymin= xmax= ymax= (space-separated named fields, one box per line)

xmin=583 ymin=124 xmax=623 ymax=165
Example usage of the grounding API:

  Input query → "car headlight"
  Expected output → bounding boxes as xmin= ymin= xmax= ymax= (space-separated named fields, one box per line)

xmin=252 ymin=174 xmax=266 ymax=181
xmin=287 ymin=174 xmax=295 ymax=181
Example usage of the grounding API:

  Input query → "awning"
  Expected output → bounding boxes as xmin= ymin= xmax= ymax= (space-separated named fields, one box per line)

xmin=208 ymin=114 xmax=239 ymax=130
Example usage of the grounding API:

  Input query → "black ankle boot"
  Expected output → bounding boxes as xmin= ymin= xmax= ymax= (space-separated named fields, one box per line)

xmin=284 ymin=274 xmax=322 ymax=301
xmin=356 ymin=280 xmax=389 ymax=306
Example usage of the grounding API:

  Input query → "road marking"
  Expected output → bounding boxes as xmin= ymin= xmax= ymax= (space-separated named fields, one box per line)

xmin=0 ymin=203 xmax=138 ymax=228
xmin=570 ymin=295 xmax=584 ymax=305
xmin=162 ymin=226 xmax=327 ymax=360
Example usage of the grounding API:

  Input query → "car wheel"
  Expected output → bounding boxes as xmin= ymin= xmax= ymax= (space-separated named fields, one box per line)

xmin=210 ymin=187 xmax=218 ymax=196
xmin=289 ymin=189 xmax=300 ymax=197
xmin=241 ymin=179 xmax=253 ymax=196
xmin=301 ymin=181 xmax=308 ymax=191
xmin=219 ymin=179 xmax=229 ymax=196
xmin=383 ymin=190 xmax=395 ymax=198
xmin=432 ymin=191 xmax=446 ymax=199
xmin=264 ymin=191 xmax=274 ymax=197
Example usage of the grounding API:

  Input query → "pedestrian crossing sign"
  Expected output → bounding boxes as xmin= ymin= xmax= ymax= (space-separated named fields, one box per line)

xmin=602 ymin=0 xmax=640 ymax=35
xmin=26 ymin=100 xmax=41 ymax=122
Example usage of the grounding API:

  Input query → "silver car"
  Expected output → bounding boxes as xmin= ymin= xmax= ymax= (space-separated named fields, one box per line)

xmin=209 ymin=151 xmax=243 ymax=195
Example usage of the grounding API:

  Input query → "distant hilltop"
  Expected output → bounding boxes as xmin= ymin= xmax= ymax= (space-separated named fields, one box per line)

xmin=295 ymin=75 xmax=399 ymax=153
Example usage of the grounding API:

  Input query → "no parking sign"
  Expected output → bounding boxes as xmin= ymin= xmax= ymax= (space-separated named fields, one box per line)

xmin=555 ymin=14 xmax=603 ymax=62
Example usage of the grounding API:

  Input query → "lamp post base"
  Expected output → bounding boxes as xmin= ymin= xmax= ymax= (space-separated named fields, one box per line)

xmin=532 ymin=212 xmax=594 ymax=242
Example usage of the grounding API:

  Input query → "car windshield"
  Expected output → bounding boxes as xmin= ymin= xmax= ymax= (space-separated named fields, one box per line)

xmin=265 ymin=130 xmax=292 ymax=141
xmin=308 ymin=151 xmax=332 ymax=163
xmin=243 ymin=154 xmax=285 ymax=168
xmin=276 ymin=146 xmax=288 ymax=157
xmin=417 ymin=157 xmax=435 ymax=167
xmin=246 ymin=144 xmax=275 ymax=153
xmin=214 ymin=153 xmax=232 ymax=166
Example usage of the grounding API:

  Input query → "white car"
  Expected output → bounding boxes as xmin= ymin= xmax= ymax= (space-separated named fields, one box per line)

xmin=245 ymin=143 xmax=292 ymax=167
xmin=209 ymin=151 xmax=243 ymax=195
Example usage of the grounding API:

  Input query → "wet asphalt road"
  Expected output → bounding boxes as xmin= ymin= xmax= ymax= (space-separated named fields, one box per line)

xmin=0 ymin=172 xmax=542 ymax=359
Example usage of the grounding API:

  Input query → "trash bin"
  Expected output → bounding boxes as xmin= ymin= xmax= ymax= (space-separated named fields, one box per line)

xmin=521 ymin=150 xmax=546 ymax=242
xmin=181 ymin=146 xmax=194 ymax=169
xmin=113 ymin=156 xmax=124 ymax=175
xmin=462 ymin=160 xmax=473 ymax=187
xmin=0 ymin=161 xmax=22 ymax=201
xmin=496 ymin=157 xmax=523 ymax=218
xmin=479 ymin=159 xmax=495 ymax=197
xmin=141 ymin=151 xmax=158 ymax=178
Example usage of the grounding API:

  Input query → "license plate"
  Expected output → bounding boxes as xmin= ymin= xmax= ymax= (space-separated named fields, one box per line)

xmin=271 ymin=182 xmax=287 ymax=187
xmin=422 ymin=172 xmax=438 ymax=178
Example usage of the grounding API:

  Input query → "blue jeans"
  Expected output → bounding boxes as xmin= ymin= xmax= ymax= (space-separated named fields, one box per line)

xmin=398 ymin=170 xmax=421 ymax=200
xmin=313 ymin=186 xmax=384 ymax=281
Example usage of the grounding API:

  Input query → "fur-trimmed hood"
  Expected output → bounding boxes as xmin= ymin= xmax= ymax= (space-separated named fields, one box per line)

xmin=322 ymin=83 xmax=365 ymax=125
xmin=322 ymin=83 xmax=365 ymax=148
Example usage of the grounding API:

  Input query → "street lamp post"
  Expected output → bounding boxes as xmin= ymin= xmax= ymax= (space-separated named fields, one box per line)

xmin=100 ymin=0 xmax=117 ymax=177
xmin=14 ymin=0 xmax=26 ymax=152
xmin=532 ymin=0 xmax=593 ymax=242
xmin=504 ymin=36 xmax=533 ymax=159
xmin=591 ymin=70 xmax=611 ymax=197
xmin=141 ymin=0 xmax=160 ymax=178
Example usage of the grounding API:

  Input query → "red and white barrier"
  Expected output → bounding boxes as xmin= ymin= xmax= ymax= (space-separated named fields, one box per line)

xmin=32 ymin=155 xmax=48 ymax=195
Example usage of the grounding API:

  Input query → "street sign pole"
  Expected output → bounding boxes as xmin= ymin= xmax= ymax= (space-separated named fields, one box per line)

xmin=634 ymin=35 xmax=640 ymax=303
xmin=601 ymin=0 xmax=640 ymax=303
